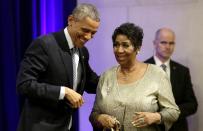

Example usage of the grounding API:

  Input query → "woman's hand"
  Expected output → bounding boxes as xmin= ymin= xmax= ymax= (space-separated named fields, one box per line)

xmin=132 ymin=112 xmax=161 ymax=128
xmin=97 ymin=114 xmax=119 ymax=129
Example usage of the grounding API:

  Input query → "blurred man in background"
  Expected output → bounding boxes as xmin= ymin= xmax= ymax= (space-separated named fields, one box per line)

xmin=145 ymin=27 xmax=198 ymax=131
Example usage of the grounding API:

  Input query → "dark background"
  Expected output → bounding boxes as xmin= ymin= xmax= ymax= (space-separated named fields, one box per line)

xmin=0 ymin=0 xmax=76 ymax=130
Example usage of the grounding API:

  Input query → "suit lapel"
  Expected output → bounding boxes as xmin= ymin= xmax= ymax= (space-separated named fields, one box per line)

xmin=53 ymin=30 xmax=74 ymax=88
xmin=53 ymin=30 xmax=87 ymax=92
xmin=59 ymin=50 xmax=74 ymax=88
xmin=77 ymin=48 xmax=86 ymax=94
xmin=78 ymin=48 xmax=86 ymax=76
xmin=170 ymin=61 xmax=177 ymax=90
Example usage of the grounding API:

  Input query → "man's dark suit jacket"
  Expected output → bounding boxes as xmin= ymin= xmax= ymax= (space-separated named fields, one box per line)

xmin=145 ymin=57 xmax=198 ymax=131
xmin=16 ymin=30 xmax=99 ymax=131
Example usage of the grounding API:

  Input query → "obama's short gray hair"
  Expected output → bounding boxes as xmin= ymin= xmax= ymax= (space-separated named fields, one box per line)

xmin=72 ymin=3 xmax=100 ymax=22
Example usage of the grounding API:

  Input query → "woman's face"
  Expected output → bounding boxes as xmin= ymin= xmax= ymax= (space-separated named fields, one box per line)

xmin=113 ymin=34 xmax=136 ymax=66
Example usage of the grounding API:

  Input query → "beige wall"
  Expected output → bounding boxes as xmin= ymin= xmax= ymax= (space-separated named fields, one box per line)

xmin=78 ymin=0 xmax=203 ymax=130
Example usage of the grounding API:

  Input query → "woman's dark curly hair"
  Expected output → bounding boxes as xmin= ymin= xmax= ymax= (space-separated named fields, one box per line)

xmin=112 ymin=22 xmax=144 ymax=50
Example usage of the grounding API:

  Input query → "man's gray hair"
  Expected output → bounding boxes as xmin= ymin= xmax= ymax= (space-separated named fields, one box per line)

xmin=72 ymin=3 xmax=100 ymax=21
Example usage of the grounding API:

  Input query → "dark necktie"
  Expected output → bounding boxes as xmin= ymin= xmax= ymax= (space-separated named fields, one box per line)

xmin=160 ymin=64 xmax=167 ymax=72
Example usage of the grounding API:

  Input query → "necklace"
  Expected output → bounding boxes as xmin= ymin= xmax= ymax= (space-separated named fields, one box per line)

xmin=119 ymin=64 xmax=137 ymax=81
xmin=121 ymin=73 xmax=128 ymax=81
xmin=120 ymin=70 xmax=130 ymax=81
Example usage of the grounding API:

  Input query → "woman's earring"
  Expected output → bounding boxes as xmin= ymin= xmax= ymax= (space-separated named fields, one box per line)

xmin=136 ymin=50 xmax=140 ymax=54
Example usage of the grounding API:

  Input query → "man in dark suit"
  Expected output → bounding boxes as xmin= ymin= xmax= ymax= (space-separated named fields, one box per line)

xmin=16 ymin=3 xmax=100 ymax=131
xmin=145 ymin=28 xmax=198 ymax=131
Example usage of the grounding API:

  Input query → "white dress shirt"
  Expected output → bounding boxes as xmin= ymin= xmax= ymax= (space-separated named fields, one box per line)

xmin=59 ymin=27 xmax=81 ymax=99
xmin=153 ymin=55 xmax=171 ymax=79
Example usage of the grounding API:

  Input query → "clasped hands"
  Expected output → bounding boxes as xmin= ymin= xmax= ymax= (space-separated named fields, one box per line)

xmin=97 ymin=112 xmax=161 ymax=129
xmin=64 ymin=87 xmax=84 ymax=108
